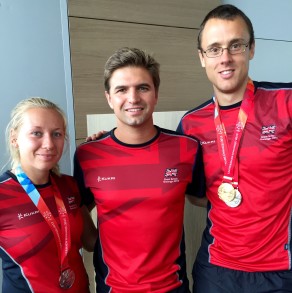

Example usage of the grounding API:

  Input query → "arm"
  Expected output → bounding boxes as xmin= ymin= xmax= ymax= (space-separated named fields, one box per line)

xmin=74 ymin=150 xmax=98 ymax=251
xmin=80 ymin=204 xmax=98 ymax=252
xmin=186 ymin=141 xmax=207 ymax=207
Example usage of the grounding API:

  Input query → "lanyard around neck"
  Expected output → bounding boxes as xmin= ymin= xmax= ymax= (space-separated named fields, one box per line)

xmin=15 ymin=166 xmax=71 ymax=272
xmin=213 ymin=79 xmax=255 ymax=187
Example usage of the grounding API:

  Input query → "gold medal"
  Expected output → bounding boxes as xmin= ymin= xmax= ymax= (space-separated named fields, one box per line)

xmin=225 ymin=189 xmax=242 ymax=208
xmin=218 ymin=183 xmax=235 ymax=202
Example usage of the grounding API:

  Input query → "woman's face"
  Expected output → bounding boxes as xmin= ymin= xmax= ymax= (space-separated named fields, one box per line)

xmin=13 ymin=107 xmax=65 ymax=184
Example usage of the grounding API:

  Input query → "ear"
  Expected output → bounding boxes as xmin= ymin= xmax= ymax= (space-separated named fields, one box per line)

xmin=10 ymin=129 xmax=18 ymax=148
xmin=105 ymin=91 xmax=114 ymax=110
xmin=198 ymin=50 xmax=206 ymax=68
xmin=249 ymin=42 xmax=255 ymax=60
xmin=154 ymin=90 xmax=158 ymax=105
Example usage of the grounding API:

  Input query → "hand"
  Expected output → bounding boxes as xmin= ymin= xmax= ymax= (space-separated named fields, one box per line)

xmin=85 ymin=130 xmax=107 ymax=142
xmin=186 ymin=194 xmax=208 ymax=208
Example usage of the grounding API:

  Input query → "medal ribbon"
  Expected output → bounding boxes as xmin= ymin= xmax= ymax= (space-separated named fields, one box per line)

xmin=213 ymin=79 xmax=255 ymax=188
xmin=15 ymin=166 xmax=71 ymax=273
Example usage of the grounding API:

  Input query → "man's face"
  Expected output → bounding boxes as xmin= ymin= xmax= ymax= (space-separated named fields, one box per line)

xmin=105 ymin=66 xmax=158 ymax=129
xmin=198 ymin=17 xmax=255 ymax=102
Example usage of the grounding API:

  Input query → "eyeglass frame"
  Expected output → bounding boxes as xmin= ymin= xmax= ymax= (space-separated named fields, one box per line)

xmin=200 ymin=42 xmax=250 ymax=58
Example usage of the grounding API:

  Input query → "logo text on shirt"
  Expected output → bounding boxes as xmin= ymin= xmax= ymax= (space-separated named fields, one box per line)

xmin=97 ymin=176 xmax=116 ymax=182
xmin=18 ymin=210 xmax=39 ymax=220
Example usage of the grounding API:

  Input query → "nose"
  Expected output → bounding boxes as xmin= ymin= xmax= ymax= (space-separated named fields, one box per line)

xmin=128 ymin=89 xmax=140 ymax=104
xmin=42 ymin=134 xmax=54 ymax=150
xmin=220 ymin=47 xmax=233 ymax=62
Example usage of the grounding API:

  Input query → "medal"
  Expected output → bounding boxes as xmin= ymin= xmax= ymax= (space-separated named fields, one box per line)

xmin=225 ymin=189 xmax=242 ymax=208
xmin=218 ymin=183 xmax=235 ymax=202
xmin=59 ymin=268 xmax=75 ymax=289
xmin=218 ymin=183 xmax=242 ymax=207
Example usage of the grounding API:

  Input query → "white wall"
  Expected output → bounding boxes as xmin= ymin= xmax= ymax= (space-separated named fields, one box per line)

xmin=223 ymin=0 xmax=292 ymax=82
xmin=0 ymin=0 xmax=75 ymax=174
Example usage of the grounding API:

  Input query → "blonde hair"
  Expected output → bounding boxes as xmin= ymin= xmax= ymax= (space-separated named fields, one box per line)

xmin=6 ymin=97 xmax=68 ymax=175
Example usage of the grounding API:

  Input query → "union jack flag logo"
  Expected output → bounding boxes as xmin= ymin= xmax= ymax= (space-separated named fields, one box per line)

xmin=262 ymin=125 xmax=276 ymax=135
xmin=67 ymin=196 xmax=76 ymax=205
xmin=165 ymin=168 xmax=178 ymax=177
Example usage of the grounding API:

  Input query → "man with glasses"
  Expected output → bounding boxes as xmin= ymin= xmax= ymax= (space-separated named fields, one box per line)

xmin=177 ymin=4 xmax=292 ymax=293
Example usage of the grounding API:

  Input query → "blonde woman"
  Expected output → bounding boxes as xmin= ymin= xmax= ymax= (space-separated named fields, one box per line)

xmin=0 ymin=97 xmax=97 ymax=293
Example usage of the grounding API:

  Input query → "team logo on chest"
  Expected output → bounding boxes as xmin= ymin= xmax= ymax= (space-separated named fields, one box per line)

xmin=260 ymin=124 xmax=277 ymax=141
xmin=163 ymin=168 xmax=179 ymax=184
xmin=67 ymin=196 xmax=78 ymax=210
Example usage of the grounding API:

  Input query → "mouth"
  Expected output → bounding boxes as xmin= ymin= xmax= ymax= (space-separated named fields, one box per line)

xmin=37 ymin=154 xmax=56 ymax=160
xmin=125 ymin=107 xmax=144 ymax=112
xmin=218 ymin=69 xmax=235 ymax=79
xmin=219 ymin=69 xmax=234 ymax=75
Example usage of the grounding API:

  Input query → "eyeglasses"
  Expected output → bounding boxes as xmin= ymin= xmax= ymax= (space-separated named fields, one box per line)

xmin=201 ymin=42 xmax=249 ymax=58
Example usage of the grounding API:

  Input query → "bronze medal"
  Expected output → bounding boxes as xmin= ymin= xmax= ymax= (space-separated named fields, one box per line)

xmin=225 ymin=189 xmax=242 ymax=208
xmin=218 ymin=183 xmax=236 ymax=202
xmin=59 ymin=268 xmax=75 ymax=289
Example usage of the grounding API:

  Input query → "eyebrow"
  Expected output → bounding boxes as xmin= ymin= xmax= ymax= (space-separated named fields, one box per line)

xmin=207 ymin=38 xmax=246 ymax=48
xmin=113 ymin=85 xmax=126 ymax=90
xmin=29 ymin=126 xmax=63 ymax=131
xmin=113 ymin=83 xmax=151 ymax=90
xmin=136 ymin=83 xmax=151 ymax=88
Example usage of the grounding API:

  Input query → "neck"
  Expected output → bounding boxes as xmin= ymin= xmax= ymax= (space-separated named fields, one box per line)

xmin=215 ymin=79 xmax=249 ymax=106
xmin=16 ymin=165 xmax=50 ymax=185
xmin=215 ymin=93 xmax=243 ymax=106
xmin=114 ymin=124 xmax=157 ymax=145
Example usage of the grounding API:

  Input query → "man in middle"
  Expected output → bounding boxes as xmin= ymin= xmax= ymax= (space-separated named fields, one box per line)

xmin=74 ymin=47 xmax=205 ymax=293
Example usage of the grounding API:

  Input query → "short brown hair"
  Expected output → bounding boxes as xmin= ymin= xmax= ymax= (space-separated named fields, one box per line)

xmin=104 ymin=47 xmax=160 ymax=92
